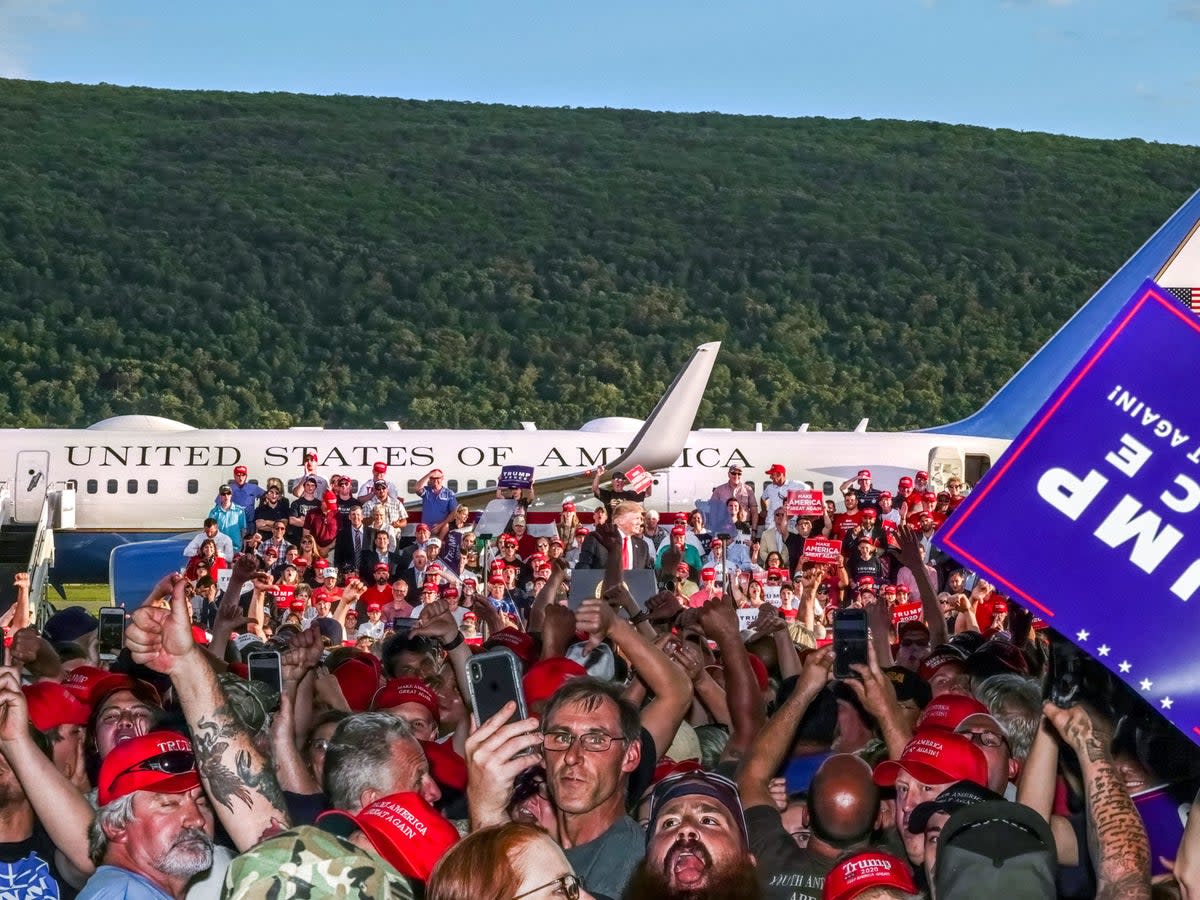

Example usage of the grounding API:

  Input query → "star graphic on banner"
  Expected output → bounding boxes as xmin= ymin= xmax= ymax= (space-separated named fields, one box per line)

xmin=1097 ymin=645 xmax=1110 ymax=657
xmin=1076 ymin=629 xmax=1089 ymax=641
xmin=1162 ymin=697 xmax=1174 ymax=710
xmin=1119 ymin=661 xmax=1132 ymax=673
xmin=1140 ymin=678 xmax=1153 ymax=692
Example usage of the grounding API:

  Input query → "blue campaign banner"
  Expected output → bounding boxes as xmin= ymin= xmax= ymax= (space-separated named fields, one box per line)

xmin=497 ymin=466 xmax=535 ymax=489
xmin=934 ymin=280 xmax=1200 ymax=744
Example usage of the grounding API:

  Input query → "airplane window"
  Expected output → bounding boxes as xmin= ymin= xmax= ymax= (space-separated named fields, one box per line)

xmin=468 ymin=479 xmax=478 ymax=491
xmin=349 ymin=479 xmax=359 ymax=493
xmin=147 ymin=480 xmax=158 ymax=495
xmin=823 ymin=482 xmax=834 ymax=495
xmin=448 ymin=479 xmax=459 ymax=491
xmin=127 ymin=480 xmax=138 ymax=494
xmin=486 ymin=479 xmax=496 ymax=488
xmin=249 ymin=478 xmax=259 ymax=486
xmin=407 ymin=479 xmax=418 ymax=493
xmin=87 ymin=479 xmax=98 ymax=494
xmin=106 ymin=480 xmax=118 ymax=495
xmin=187 ymin=479 xmax=199 ymax=494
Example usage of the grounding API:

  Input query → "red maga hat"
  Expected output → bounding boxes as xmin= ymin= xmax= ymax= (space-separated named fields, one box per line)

xmin=318 ymin=792 xmax=458 ymax=883
xmin=873 ymin=732 xmax=988 ymax=789
xmin=97 ymin=731 xmax=200 ymax=806
xmin=824 ymin=850 xmax=916 ymax=900
xmin=372 ymin=678 xmax=439 ymax=722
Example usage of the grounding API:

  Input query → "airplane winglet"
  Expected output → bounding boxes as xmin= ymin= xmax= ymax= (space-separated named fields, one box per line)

xmin=600 ymin=341 xmax=721 ymax=474
xmin=416 ymin=342 xmax=721 ymax=507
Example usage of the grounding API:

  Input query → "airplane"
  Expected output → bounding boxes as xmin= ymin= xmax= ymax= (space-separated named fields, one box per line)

xmin=9 ymin=187 xmax=1200 ymax=586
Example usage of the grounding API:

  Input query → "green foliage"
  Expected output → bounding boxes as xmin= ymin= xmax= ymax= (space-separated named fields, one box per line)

xmin=1 ymin=79 xmax=1197 ymax=431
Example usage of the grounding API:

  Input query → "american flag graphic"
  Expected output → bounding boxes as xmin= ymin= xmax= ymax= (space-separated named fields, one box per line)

xmin=1166 ymin=286 xmax=1200 ymax=313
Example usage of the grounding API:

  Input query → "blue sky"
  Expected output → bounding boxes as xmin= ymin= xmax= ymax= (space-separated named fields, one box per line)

xmin=3 ymin=0 xmax=1200 ymax=146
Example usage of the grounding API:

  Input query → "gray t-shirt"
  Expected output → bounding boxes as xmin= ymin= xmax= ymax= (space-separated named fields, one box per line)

xmin=564 ymin=815 xmax=645 ymax=900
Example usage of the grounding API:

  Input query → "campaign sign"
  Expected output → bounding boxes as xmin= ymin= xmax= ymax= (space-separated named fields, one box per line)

xmin=624 ymin=465 xmax=654 ymax=494
xmin=934 ymin=280 xmax=1200 ymax=744
xmin=736 ymin=608 xmax=761 ymax=631
xmin=497 ymin=466 xmax=535 ymax=490
xmin=441 ymin=530 xmax=464 ymax=573
xmin=786 ymin=490 xmax=825 ymax=516
xmin=803 ymin=537 xmax=844 ymax=565
xmin=891 ymin=602 xmax=924 ymax=625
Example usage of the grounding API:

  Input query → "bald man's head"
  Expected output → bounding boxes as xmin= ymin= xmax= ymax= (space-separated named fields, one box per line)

xmin=808 ymin=753 xmax=879 ymax=849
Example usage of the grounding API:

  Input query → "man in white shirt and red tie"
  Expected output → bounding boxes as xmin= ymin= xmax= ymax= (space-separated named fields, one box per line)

xmin=575 ymin=501 xmax=654 ymax=570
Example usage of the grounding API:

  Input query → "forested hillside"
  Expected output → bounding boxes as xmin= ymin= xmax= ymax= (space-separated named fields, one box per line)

xmin=0 ymin=79 xmax=1196 ymax=430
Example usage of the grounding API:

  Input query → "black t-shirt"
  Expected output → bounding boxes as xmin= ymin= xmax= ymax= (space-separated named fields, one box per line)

xmin=745 ymin=804 xmax=831 ymax=900
xmin=336 ymin=497 xmax=363 ymax=521
xmin=252 ymin=499 xmax=289 ymax=532
xmin=847 ymin=556 xmax=884 ymax=584
xmin=851 ymin=487 xmax=882 ymax=511
xmin=595 ymin=488 xmax=648 ymax=512
xmin=0 ymin=820 xmax=77 ymax=899
xmin=288 ymin=496 xmax=321 ymax=543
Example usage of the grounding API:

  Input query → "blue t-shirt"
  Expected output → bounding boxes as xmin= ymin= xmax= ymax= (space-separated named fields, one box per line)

xmin=419 ymin=486 xmax=458 ymax=525
xmin=77 ymin=866 xmax=171 ymax=900
xmin=0 ymin=822 xmax=73 ymax=899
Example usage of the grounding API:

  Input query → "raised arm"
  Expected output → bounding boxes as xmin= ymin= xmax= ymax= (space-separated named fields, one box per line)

xmin=1044 ymin=702 xmax=1150 ymax=900
xmin=895 ymin=524 xmax=948 ymax=647
xmin=698 ymin=597 xmax=766 ymax=764
xmin=737 ymin=647 xmax=832 ymax=809
xmin=0 ymin=666 xmax=96 ymax=875
xmin=1016 ymin=715 xmax=1080 ymax=866
xmin=125 ymin=578 xmax=289 ymax=850
xmin=576 ymin=597 xmax=693 ymax=760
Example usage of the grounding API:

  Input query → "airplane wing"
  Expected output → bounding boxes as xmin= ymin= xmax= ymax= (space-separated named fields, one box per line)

xmin=415 ymin=341 xmax=721 ymax=509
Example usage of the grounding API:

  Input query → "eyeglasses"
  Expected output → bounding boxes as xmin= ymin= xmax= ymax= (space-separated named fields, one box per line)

xmin=541 ymin=730 xmax=627 ymax=753
xmin=960 ymin=729 xmax=1010 ymax=751
xmin=514 ymin=874 xmax=580 ymax=900
xmin=115 ymin=750 xmax=195 ymax=782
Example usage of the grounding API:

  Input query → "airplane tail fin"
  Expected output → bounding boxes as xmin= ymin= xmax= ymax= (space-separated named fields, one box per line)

xmin=926 ymin=188 xmax=1200 ymax=439
xmin=603 ymin=341 xmax=721 ymax=473
xmin=439 ymin=341 xmax=721 ymax=507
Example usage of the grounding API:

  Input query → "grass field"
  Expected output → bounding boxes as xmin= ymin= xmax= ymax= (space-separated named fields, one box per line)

xmin=51 ymin=583 xmax=110 ymax=612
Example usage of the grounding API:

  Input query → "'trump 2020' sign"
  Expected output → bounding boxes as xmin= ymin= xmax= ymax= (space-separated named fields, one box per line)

xmin=935 ymin=280 xmax=1200 ymax=744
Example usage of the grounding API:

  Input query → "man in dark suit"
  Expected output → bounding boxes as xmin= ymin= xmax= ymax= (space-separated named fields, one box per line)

xmin=334 ymin=506 xmax=375 ymax=576
xmin=576 ymin=502 xmax=654 ymax=570
xmin=359 ymin=527 xmax=402 ymax=582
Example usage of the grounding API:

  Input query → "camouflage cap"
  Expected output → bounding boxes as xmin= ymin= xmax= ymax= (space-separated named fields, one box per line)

xmin=223 ymin=825 xmax=415 ymax=899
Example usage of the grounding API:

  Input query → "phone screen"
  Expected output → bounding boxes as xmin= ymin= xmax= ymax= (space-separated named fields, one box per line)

xmin=247 ymin=650 xmax=283 ymax=698
xmin=392 ymin=617 xmax=419 ymax=633
xmin=833 ymin=609 xmax=869 ymax=679
xmin=98 ymin=608 xmax=126 ymax=659
xmin=468 ymin=649 xmax=528 ymax=727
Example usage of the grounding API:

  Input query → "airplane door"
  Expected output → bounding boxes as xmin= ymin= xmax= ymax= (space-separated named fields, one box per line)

xmin=927 ymin=446 xmax=964 ymax=491
xmin=15 ymin=451 xmax=49 ymax=522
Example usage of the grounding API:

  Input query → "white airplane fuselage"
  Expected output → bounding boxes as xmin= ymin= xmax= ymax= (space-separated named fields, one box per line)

xmin=5 ymin=420 xmax=1007 ymax=532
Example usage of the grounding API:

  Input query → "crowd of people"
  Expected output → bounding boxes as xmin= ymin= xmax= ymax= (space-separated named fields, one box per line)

xmin=0 ymin=457 xmax=1195 ymax=899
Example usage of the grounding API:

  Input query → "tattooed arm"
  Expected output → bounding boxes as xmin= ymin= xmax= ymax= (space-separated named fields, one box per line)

xmin=1044 ymin=702 xmax=1151 ymax=900
xmin=125 ymin=575 xmax=290 ymax=851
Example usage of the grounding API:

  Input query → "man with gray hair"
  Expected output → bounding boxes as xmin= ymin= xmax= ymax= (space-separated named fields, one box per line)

xmin=323 ymin=712 xmax=442 ymax=812
xmin=81 ymin=731 xmax=214 ymax=899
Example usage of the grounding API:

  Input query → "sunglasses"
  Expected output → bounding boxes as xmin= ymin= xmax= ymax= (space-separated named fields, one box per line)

xmin=115 ymin=750 xmax=196 ymax=782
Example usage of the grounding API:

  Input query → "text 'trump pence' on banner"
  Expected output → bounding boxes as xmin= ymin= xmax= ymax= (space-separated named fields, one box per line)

xmin=933 ymin=280 xmax=1200 ymax=745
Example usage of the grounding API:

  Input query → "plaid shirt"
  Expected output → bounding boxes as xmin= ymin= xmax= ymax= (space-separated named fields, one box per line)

xmin=361 ymin=496 xmax=408 ymax=525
